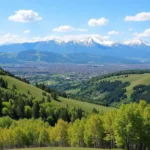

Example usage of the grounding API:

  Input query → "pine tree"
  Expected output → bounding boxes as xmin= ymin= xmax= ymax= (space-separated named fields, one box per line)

xmin=47 ymin=95 xmax=51 ymax=102
xmin=40 ymin=107 xmax=46 ymax=120
xmin=17 ymin=99 xmax=25 ymax=118
xmin=52 ymin=92 xmax=58 ymax=100
xmin=4 ymin=92 xmax=9 ymax=101
xmin=5 ymin=81 xmax=8 ymax=88
xmin=0 ymin=98 xmax=2 ymax=116
xmin=32 ymin=102 xmax=40 ymax=119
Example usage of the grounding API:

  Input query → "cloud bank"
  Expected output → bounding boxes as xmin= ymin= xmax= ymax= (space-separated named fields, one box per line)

xmin=134 ymin=28 xmax=150 ymax=38
xmin=24 ymin=29 xmax=30 ymax=34
xmin=8 ymin=10 xmax=42 ymax=23
xmin=125 ymin=12 xmax=150 ymax=21
xmin=88 ymin=17 xmax=108 ymax=26
xmin=52 ymin=25 xmax=87 ymax=32
xmin=108 ymin=30 xmax=119 ymax=35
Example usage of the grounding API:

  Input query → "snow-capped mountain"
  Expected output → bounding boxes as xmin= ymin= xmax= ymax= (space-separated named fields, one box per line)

xmin=122 ymin=39 xmax=149 ymax=46
xmin=53 ymin=37 xmax=117 ymax=46
xmin=0 ymin=38 xmax=150 ymax=64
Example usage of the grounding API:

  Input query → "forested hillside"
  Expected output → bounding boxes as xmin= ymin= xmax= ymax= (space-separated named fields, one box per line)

xmin=0 ymin=67 xmax=110 ymax=125
xmin=67 ymin=70 xmax=150 ymax=106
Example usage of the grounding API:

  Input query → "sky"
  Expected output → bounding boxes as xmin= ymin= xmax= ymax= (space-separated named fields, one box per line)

xmin=0 ymin=0 xmax=150 ymax=44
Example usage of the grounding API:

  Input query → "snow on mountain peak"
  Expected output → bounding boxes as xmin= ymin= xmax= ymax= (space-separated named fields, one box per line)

xmin=47 ymin=37 xmax=150 ymax=47
xmin=77 ymin=37 xmax=116 ymax=46
xmin=123 ymin=39 xmax=146 ymax=46
xmin=79 ymin=37 xmax=94 ymax=45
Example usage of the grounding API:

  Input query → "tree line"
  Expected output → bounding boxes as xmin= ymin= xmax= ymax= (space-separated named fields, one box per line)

xmin=0 ymin=77 xmax=85 ymax=125
xmin=0 ymin=77 xmax=8 ymax=89
xmin=70 ymin=80 xmax=130 ymax=106
xmin=131 ymin=84 xmax=150 ymax=103
xmin=0 ymin=67 xmax=29 ymax=84
xmin=92 ymin=69 xmax=150 ymax=81
xmin=0 ymin=101 xmax=149 ymax=150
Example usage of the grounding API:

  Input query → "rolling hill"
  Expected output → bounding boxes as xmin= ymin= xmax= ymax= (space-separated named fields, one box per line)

xmin=0 ymin=50 xmax=140 ymax=64
xmin=0 ymin=68 xmax=110 ymax=113
xmin=66 ymin=70 xmax=150 ymax=106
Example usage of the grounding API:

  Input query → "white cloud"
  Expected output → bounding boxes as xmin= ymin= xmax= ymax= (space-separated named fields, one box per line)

xmin=76 ymin=28 xmax=88 ymax=32
xmin=1 ymin=33 xmax=150 ymax=46
xmin=108 ymin=30 xmax=119 ymax=35
xmin=24 ymin=29 xmax=30 ymax=34
xmin=8 ymin=10 xmax=42 ymax=23
xmin=52 ymin=26 xmax=75 ymax=32
xmin=125 ymin=12 xmax=150 ymax=21
xmin=128 ymin=28 xmax=133 ymax=31
xmin=0 ymin=33 xmax=29 ymax=45
xmin=0 ymin=33 xmax=110 ymax=45
xmin=54 ymin=34 xmax=109 ymax=42
xmin=52 ymin=25 xmax=87 ymax=32
xmin=34 ymin=34 xmax=109 ymax=42
xmin=123 ymin=39 xmax=144 ymax=45
xmin=134 ymin=28 xmax=150 ymax=38
xmin=4 ymin=33 xmax=19 ymax=39
xmin=88 ymin=17 xmax=108 ymax=26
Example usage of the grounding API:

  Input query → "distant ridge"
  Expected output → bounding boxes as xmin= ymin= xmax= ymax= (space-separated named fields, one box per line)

xmin=0 ymin=38 xmax=150 ymax=64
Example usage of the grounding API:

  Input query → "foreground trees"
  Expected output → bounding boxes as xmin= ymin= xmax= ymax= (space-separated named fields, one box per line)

xmin=115 ymin=101 xmax=150 ymax=150
xmin=84 ymin=115 xmax=104 ymax=148
xmin=0 ymin=101 xmax=150 ymax=150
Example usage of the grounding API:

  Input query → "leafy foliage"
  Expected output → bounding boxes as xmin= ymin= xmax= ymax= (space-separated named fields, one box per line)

xmin=0 ymin=101 xmax=149 ymax=150
xmin=68 ymin=70 xmax=150 ymax=106
xmin=0 ymin=68 xmax=86 ymax=125
xmin=131 ymin=84 xmax=150 ymax=103
xmin=70 ymin=80 xmax=129 ymax=106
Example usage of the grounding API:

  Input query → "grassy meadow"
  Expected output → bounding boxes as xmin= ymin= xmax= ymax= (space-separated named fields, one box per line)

xmin=103 ymin=73 xmax=150 ymax=99
xmin=0 ymin=75 xmax=111 ymax=113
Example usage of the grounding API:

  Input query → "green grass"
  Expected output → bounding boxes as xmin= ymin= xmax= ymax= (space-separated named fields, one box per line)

xmin=102 ymin=73 xmax=150 ymax=99
xmin=7 ymin=147 xmax=122 ymax=150
xmin=39 ymin=80 xmax=58 ymax=86
xmin=66 ymin=88 xmax=80 ymax=94
xmin=0 ymin=75 xmax=51 ymax=102
xmin=121 ymin=74 xmax=150 ymax=98
xmin=59 ymin=97 xmax=112 ymax=112
xmin=0 ymin=75 xmax=111 ymax=113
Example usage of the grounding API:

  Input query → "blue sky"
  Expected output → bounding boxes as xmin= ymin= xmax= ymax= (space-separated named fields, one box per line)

xmin=0 ymin=0 xmax=150 ymax=44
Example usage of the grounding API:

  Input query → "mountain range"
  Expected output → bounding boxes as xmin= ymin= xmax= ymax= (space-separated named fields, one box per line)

xmin=0 ymin=38 xmax=150 ymax=64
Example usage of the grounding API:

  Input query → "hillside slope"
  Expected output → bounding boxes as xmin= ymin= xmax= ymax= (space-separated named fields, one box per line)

xmin=67 ymin=70 xmax=150 ymax=106
xmin=0 ymin=68 xmax=110 ymax=113
xmin=0 ymin=50 xmax=139 ymax=64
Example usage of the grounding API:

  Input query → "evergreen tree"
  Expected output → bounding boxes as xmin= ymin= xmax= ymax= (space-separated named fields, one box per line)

xmin=32 ymin=102 xmax=40 ymax=119
xmin=17 ymin=99 xmax=25 ymax=118
xmin=47 ymin=95 xmax=51 ymax=102
xmin=40 ymin=107 xmax=46 ymax=120
xmin=25 ymin=106 xmax=32 ymax=119
xmin=4 ymin=92 xmax=9 ymax=101
xmin=0 ymin=98 xmax=2 ymax=116
xmin=52 ymin=92 xmax=58 ymax=100
xmin=5 ymin=81 xmax=8 ymax=88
